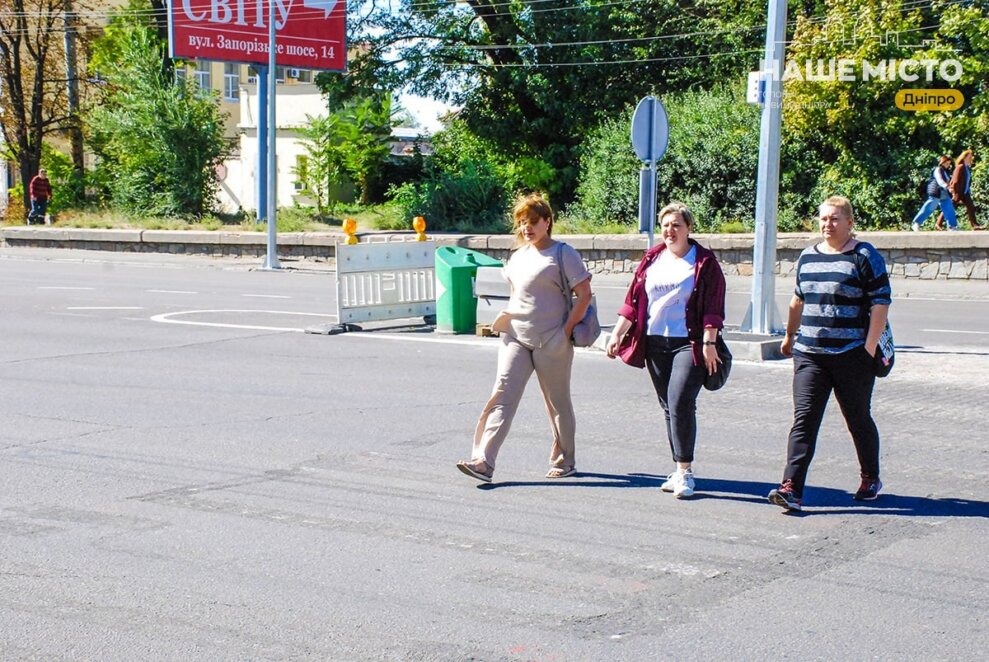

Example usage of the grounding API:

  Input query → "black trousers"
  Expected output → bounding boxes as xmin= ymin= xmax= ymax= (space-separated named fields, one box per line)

xmin=645 ymin=335 xmax=706 ymax=464
xmin=783 ymin=348 xmax=880 ymax=497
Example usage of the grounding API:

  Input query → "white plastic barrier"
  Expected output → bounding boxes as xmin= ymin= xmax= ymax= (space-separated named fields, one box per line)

xmin=475 ymin=266 xmax=510 ymax=326
xmin=336 ymin=239 xmax=436 ymax=324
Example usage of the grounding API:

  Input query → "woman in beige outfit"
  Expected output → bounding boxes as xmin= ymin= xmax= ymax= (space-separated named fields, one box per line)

xmin=457 ymin=193 xmax=592 ymax=483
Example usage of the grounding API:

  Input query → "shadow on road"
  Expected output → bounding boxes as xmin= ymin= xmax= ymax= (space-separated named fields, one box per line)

xmin=478 ymin=473 xmax=989 ymax=518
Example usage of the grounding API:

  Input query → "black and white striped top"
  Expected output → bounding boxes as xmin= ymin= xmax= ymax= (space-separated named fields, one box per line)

xmin=794 ymin=242 xmax=892 ymax=355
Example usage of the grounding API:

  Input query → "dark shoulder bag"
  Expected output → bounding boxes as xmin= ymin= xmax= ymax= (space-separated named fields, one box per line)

xmin=703 ymin=334 xmax=733 ymax=391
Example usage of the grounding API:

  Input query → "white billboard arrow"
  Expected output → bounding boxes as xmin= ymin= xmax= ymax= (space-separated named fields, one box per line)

xmin=303 ymin=0 xmax=337 ymax=18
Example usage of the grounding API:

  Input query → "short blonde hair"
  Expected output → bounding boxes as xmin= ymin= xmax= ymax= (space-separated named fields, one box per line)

xmin=511 ymin=192 xmax=553 ymax=245
xmin=819 ymin=195 xmax=854 ymax=222
xmin=957 ymin=149 xmax=974 ymax=166
xmin=657 ymin=202 xmax=695 ymax=229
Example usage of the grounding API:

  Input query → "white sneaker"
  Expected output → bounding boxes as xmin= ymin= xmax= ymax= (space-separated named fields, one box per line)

xmin=911 ymin=222 xmax=921 ymax=232
xmin=947 ymin=226 xmax=959 ymax=231
xmin=660 ymin=469 xmax=678 ymax=492
xmin=673 ymin=470 xmax=695 ymax=499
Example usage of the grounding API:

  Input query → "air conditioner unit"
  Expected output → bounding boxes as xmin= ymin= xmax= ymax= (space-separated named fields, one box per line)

xmin=288 ymin=68 xmax=301 ymax=79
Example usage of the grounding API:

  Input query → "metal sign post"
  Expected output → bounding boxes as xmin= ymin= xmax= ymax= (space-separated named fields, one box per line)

xmin=630 ymin=96 xmax=669 ymax=248
xmin=262 ymin=0 xmax=280 ymax=270
xmin=741 ymin=0 xmax=786 ymax=334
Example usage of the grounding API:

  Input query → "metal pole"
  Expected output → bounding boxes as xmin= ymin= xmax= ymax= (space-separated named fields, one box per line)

xmin=741 ymin=0 xmax=786 ymax=334
xmin=256 ymin=65 xmax=267 ymax=223
xmin=647 ymin=100 xmax=657 ymax=248
xmin=263 ymin=0 xmax=280 ymax=270
xmin=63 ymin=0 xmax=84 ymax=176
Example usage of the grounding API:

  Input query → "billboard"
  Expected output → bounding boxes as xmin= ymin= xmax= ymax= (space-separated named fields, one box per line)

xmin=168 ymin=0 xmax=346 ymax=71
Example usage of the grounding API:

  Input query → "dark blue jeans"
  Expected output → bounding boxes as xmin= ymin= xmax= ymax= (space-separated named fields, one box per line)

xmin=645 ymin=335 xmax=706 ymax=464
xmin=783 ymin=348 xmax=880 ymax=497
xmin=28 ymin=198 xmax=48 ymax=224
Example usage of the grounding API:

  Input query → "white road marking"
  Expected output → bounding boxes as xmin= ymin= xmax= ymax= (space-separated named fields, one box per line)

xmin=38 ymin=286 xmax=94 ymax=290
xmin=242 ymin=294 xmax=291 ymax=299
xmin=902 ymin=297 xmax=989 ymax=303
xmin=922 ymin=328 xmax=989 ymax=335
xmin=68 ymin=306 xmax=144 ymax=310
xmin=147 ymin=289 xmax=198 ymax=294
xmin=150 ymin=309 xmax=334 ymax=332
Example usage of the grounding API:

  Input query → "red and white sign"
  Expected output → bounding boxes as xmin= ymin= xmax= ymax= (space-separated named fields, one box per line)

xmin=168 ymin=0 xmax=346 ymax=71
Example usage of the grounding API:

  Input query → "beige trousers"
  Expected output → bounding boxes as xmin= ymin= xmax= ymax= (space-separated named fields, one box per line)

xmin=472 ymin=329 xmax=576 ymax=471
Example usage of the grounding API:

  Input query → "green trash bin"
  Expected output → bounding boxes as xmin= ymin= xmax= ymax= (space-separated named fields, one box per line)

xmin=434 ymin=246 xmax=503 ymax=333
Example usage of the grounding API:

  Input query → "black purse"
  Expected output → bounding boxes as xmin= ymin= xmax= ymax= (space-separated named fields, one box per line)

xmin=702 ymin=334 xmax=733 ymax=391
xmin=874 ymin=321 xmax=894 ymax=378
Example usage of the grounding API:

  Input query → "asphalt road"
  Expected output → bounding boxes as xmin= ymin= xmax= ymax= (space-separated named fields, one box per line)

xmin=2 ymin=249 xmax=988 ymax=660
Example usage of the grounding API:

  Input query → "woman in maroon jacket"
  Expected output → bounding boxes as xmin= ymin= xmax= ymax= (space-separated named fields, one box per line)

xmin=605 ymin=202 xmax=727 ymax=498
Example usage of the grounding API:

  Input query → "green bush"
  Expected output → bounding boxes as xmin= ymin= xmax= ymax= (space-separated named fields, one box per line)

xmin=571 ymin=84 xmax=761 ymax=232
xmin=388 ymin=160 xmax=511 ymax=232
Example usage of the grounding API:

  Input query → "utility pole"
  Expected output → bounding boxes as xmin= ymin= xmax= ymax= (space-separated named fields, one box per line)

xmin=263 ymin=0 xmax=280 ymax=269
xmin=64 ymin=0 xmax=84 ymax=176
xmin=741 ymin=0 xmax=786 ymax=334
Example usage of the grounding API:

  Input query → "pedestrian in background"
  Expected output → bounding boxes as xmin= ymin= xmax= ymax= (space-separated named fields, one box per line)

xmin=605 ymin=202 xmax=726 ymax=499
xmin=768 ymin=196 xmax=891 ymax=512
xmin=937 ymin=150 xmax=982 ymax=231
xmin=912 ymin=155 xmax=956 ymax=231
xmin=27 ymin=168 xmax=53 ymax=225
xmin=457 ymin=192 xmax=592 ymax=483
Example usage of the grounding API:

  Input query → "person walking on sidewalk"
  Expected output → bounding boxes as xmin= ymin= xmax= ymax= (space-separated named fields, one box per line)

xmin=604 ymin=202 xmax=726 ymax=499
xmin=937 ymin=150 xmax=982 ymax=230
xmin=768 ymin=196 xmax=891 ymax=512
xmin=457 ymin=193 xmax=592 ymax=483
xmin=912 ymin=155 xmax=956 ymax=231
xmin=27 ymin=168 xmax=53 ymax=225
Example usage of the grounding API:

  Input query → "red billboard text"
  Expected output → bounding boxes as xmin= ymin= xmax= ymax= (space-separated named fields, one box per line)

xmin=168 ymin=0 xmax=346 ymax=71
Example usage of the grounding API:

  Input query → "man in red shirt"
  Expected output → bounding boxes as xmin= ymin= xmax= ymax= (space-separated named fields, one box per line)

xmin=28 ymin=168 xmax=53 ymax=225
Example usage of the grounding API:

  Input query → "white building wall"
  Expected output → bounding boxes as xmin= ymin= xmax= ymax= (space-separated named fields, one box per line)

xmin=215 ymin=82 xmax=328 ymax=213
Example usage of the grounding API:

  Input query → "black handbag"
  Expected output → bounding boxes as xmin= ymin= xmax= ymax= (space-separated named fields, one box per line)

xmin=874 ymin=321 xmax=895 ymax=378
xmin=703 ymin=334 xmax=733 ymax=391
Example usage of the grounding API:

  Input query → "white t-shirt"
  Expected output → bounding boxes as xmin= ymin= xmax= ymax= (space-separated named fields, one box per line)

xmin=645 ymin=245 xmax=696 ymax=337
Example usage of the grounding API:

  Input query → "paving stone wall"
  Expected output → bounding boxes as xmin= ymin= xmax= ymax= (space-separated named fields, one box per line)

xmin=2 ymin=228 xmax=987 ymax=281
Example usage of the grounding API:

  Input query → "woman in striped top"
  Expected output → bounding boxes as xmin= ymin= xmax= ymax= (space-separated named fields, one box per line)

xmin=768 ymin=196 xmax=892 ymax=512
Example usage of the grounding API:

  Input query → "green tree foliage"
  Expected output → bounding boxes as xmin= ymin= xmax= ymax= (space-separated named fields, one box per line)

xmin=86 ymin=29 xmax=227 ymax=216
xmin=781 ymin=0 xmax=989 ymax=228
xmin=388 ymin=120 xmax=512 ymax=231
xmin=298 ymin=94 xmax=397 ymax=207
xmin=573 ymin=85 xmax=760 ymax=231
xmin=337 ymin=0 xmax=767 ymax=203
xmin=0 ymin=0 xmax=83 ymax=214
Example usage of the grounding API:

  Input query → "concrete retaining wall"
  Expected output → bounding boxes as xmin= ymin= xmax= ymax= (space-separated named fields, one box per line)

xmin=3 ymin=227 xmax=988 ymax=281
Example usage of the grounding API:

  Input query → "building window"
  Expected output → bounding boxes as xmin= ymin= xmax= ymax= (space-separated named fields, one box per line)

xmin=275 ymin=66 xmax=286 ymax=84
xmin=224 ymin=63 xmax=239 ymax=100
xmin=290 ymin=69 xmax=312 ymax=83
xmin=174 ymin=65 xmax=187 ymax=85
xmin=294 ymin=155 xmax=309 ymax=192
xmin=194 ymin=61 xmax=211 ymax=90
xmin=247 ymin=65 xmax=258 ymax=84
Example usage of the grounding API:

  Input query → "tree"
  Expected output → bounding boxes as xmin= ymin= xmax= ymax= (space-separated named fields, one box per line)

xmin=86 ymin=28 xmax=227 ymax=216
xmin=298 ymin=93 xmax=396 ymax=207
xmin=0 ymin=0 xmax=78 ymax=214
xmin=333 ymin=0 xmax=767 ymax=203
xmin=781 ymin=0 xmax=989 ymax=227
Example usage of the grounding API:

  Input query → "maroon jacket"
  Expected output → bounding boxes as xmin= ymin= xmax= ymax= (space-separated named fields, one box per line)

xmin=616 ymin=239 xmax=726 ymax=368
xmin=29 ymin=175 xmax=52 ymax=201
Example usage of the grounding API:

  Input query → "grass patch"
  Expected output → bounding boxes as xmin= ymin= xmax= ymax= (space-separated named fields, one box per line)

xmin=555 ymin=215 xmax=636 ymax=235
